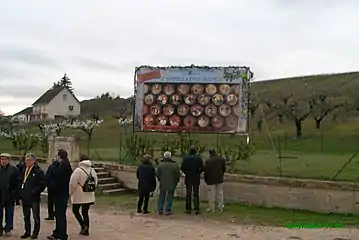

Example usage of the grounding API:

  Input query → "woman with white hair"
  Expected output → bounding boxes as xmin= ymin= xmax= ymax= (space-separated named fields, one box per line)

xmin=69 ymin=155 xmax=98 ymax=236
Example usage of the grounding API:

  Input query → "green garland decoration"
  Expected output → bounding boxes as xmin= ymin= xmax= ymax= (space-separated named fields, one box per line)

xmin=134 ymin=65 xmax=254 ymax=81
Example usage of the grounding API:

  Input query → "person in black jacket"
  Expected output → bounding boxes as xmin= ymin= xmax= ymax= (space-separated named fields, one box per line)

xmin=136 ymin=154 xmax=156 ymax=214
xmin=19 ymin=153 xmax=46 ymax=239
xmin=180 ymin=146 xmax=204 ymax=214
xmin=204 ymin=149 xmax=226 ymax=212
xmin=47 ymin=149 xmax=73 ymax=240
xmin=45 ymin=159 xmax=56 ymax=220
xmin=0 ymin=153 xmax=20 ymax=237
xmin=15 ymin=158 xmax=25 ymax=206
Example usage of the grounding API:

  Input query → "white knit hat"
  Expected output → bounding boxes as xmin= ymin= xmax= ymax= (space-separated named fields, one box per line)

xmin=163 ymin=151 xmax=171 ymax=158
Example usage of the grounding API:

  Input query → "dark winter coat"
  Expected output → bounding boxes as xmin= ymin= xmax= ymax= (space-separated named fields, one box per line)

xmin=19 ymin=163 xmax=46 ymax=204
xmin=45 ymin=161 xmax=57 ymax=192
xmin=136 ymin=162 xmax=156 ymax=193
xmin=0 ymin=164 xmax=20 ymax=204
xmin=51 ymin=159 xmax=73 ymax=197
xmin=180 ymin=154 xmax=204 ymax=185
xmin=16 ymin=161 xmax=26 ymax=174
xmin=156 ymin=158 xmax=180 ymax=191
xmin=204 ymin=155 xmax=226 ymax=185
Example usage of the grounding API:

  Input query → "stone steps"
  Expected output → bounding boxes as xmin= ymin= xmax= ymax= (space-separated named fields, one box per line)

xmin=93 ymin=164 xmax=127 ymax=195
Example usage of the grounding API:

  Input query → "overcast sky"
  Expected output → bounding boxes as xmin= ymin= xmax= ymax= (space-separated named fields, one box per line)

xmin=1 ymin=0 xmax=358 ymax=115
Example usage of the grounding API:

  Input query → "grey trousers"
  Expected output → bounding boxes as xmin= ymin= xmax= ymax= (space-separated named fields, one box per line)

xmin=207 ymin=183 xmax=224 ymax=210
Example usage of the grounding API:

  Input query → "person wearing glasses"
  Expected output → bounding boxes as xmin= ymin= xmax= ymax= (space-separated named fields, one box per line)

xmin=19 ymin=153 xmax=46 ymax=239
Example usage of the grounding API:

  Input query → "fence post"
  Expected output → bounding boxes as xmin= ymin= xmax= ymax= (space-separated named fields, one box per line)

xmin=277 ymin=136 xmax=283 ymax=177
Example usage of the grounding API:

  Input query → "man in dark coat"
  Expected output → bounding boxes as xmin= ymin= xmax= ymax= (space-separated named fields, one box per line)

xmin=47 ymin=149 xmax=73 ymax=240
xmin=136 ymin=154 xmax=156 ymax=214
xmin=0 ymin=153 xmax=20 ymax=237
xmin=19 ymin=153 xmax=46 ymax=239
xmin=180 ymin=146 xmax=204 ymax=214
xmin=204 ymin=149 xmax=226 ymax=212
xmin=15 ymin=158 xmax=25 ymax=205
xmin=45 ymin=159 xmax=56 ymax=220
xmin=156 ymin=151 xmax=180 ymax=215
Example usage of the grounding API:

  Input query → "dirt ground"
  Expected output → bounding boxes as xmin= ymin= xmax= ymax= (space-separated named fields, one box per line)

xmin=4 ymin=204 xmax=358 ymax=240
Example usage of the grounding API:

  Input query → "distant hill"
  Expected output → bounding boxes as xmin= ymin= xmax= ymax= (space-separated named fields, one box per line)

xmin=82 ymin=72 xmax=359 ymax=118
xmin=80 ymin=94 xmax=133 ymax=118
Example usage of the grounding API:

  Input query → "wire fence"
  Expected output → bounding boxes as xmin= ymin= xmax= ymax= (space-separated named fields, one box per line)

xmin=1 ymin=130 xmax=359 ymax=182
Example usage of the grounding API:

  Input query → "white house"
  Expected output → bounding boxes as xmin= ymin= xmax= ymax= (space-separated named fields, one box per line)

xmin=12 ymin=107 xmax=32 ymax=123
xmin=13 ymin=86 xmax=81 ymax=122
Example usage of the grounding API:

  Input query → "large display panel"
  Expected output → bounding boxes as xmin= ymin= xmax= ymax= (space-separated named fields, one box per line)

xmin=134 ymin=66 xmax=251 ymax=134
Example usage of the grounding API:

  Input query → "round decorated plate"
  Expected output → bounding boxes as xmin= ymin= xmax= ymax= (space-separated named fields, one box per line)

xmin=226 ymin=94 xmax=238 ymax=106
xmin=151 ymin=84 xmax=162 ymax=94
xmin=164 ymin=85 xmax=175 ymax=95
xmin=169 ymin=115 xmax=181 ymax=126
xmin=157 ymin=115 xmax=168 ymax=126
xmin=142 ymin=105 xmax=148 ymax=115
xmin=163 ymin=104 xmax=175 ymax=116
xmin=198 ymin=116 xmax=209 ymax=128
xmin=205 ymin=105 xmax=217 ymax=117
xmin=226 ymin=115 xmax=238 ymax=128
xmin=205 ymin=84 xmax=217 ymax=95
xmin=170 ymin=94 xmax=181 ymax=105
xmin=197 ymin=94 xmax=210 ymax=106
xmin=212 ymin=115 xmax=224 ymax=128
xmin=150 ymin=105 xmax=161 ymax=116
xmin=177 ymin=84 xmax=190 ymax=95
xmin=157 ymin=94 xmax=167 ymax=105
xmin=190 ymin=105 xmax=204 ymax=117
xmin=144 ymin=94 xmax=154 ymax=105
xmin=184 ymin=116 xmax=196 ymax=127
xmin=184 ymin=94 xmax=196 ymax=105
xmin=212 ymin=94 xmax=224 ymax=106
xmin=231 ymin=85 xmax=240 ymax=95
xmin=219 ymin=84 xmax=231 ymax=95
xmin=191 ymin=84 xmax=204 ymax=94
xmin=177 ymin=104 xmax=189 ymax=116
xmin=143 ymin=84 xmax=149 ymax=94
xmin=143 ymin=115 xmax=155 ymax=126
xmin=233 ymin=106 xmax=241 ymax=117
xmin=219 ymin=105 xmax=231 ymax=117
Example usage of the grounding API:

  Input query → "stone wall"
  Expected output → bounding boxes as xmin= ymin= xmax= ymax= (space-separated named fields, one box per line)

xmin=94 ymin=161 xmax=359 ymax=214
xmin=10 ymin=156 xmax=359 ymax=214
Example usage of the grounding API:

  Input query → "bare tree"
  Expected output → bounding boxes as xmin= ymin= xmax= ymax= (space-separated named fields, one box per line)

xmin=308 ymin=94 xmax=342 ymax=129
xmin=275 ymin=94 xmax=310 ymax=138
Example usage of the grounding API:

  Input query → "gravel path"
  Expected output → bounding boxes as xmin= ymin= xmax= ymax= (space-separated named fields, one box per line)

xmin=3 ymin=204 xmax=358 ymax=239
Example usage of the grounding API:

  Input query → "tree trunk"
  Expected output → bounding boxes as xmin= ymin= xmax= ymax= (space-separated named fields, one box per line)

xmin=315 ymin=119 xmax=321 ymax=129
xmin=295 ymin=120 xmax=302 ymax=138
xmin=256 ymin=120 xmax=263 ymax=131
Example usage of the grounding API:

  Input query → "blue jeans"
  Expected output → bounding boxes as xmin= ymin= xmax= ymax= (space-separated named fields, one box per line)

xmin=157 ymin=189 xmax=174 ymax=212
xmin=0 ymin=202 xmax=15 ymax=232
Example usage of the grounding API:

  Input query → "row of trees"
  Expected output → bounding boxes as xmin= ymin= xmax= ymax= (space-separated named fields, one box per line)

xmin=249 ymin=93 xmax=348 ymax=137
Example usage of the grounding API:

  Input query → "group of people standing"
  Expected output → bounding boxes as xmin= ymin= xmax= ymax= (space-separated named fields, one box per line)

xmin=0 ymin=150 xmax=98 ymax=240
xmin=136 ymin=146 xmax=226 ymax=215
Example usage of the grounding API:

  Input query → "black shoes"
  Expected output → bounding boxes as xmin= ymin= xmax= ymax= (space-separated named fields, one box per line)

xmin=137 ymin=209 xmax=150 ymax=214
xmin=45 ymin=217 xmax=55 ymax=220
xmin=79 ymin=226 xmax=89 ymax=236
xmin=21 ymin=233 xmax=31 ymax=239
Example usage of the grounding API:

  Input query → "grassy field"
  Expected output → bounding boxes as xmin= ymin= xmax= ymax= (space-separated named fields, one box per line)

xmin=95 ymin=193 xmax=359 ymax=227
xmin=1 ymin=115 xmax=359 ymax=181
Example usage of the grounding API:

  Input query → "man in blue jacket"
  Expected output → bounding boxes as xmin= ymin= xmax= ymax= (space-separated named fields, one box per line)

xmin=180 ymin=146 xmax=204 ymax=214
xmin=47 ymin=149 xmax=72 ymax=240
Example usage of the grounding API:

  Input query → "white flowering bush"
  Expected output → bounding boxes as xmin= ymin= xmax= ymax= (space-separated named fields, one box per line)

xmin=65 ymin=116 xmax=104 ymax=155
xmin=0 ymin=128 xmax=40 ymax=156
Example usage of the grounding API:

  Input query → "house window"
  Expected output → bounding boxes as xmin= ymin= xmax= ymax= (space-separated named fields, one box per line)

xmin=69 ymin=105 xmax=74 ymax=111
xmin=63 ymin=94 xmax=67 ymax=101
